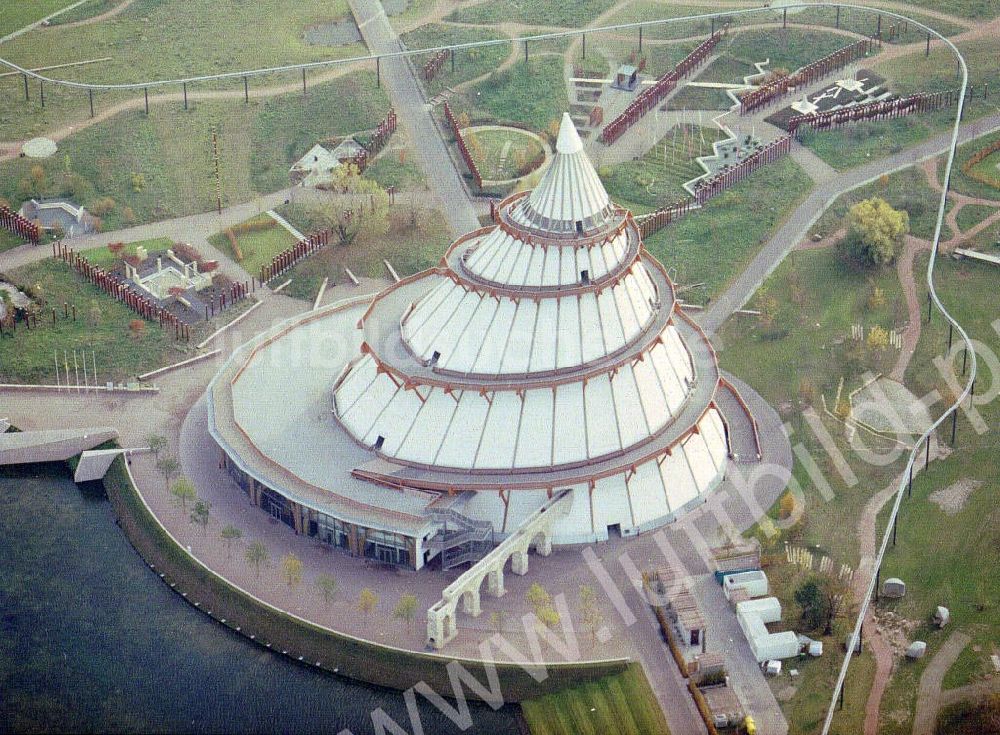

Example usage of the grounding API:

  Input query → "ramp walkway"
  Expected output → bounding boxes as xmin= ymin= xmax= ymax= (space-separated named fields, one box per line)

xmin=0 ymin=427 xmax=118 ymax=465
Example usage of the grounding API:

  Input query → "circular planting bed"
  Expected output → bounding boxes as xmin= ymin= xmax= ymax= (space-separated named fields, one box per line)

xmin=464 ymin=125 xmax=549 ymax=187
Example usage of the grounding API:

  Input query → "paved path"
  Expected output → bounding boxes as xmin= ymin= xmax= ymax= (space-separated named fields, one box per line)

xmin=0 ymin=188 xmax=298 ymax=284
xmin=347 ymin=0 xmax=480 ymax=239
xmin=698 ymin=111 xmax=1000 ymax=336
xmin=912 ymin=631 xmax=972 ymax=735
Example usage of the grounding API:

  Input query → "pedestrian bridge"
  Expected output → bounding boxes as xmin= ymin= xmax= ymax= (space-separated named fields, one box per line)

xmin=426 ymin=489 xmax=573 ymax=649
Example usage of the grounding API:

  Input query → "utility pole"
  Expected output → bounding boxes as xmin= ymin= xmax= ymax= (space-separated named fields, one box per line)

xmin=211 ymin=125 xmax=223 ymax=215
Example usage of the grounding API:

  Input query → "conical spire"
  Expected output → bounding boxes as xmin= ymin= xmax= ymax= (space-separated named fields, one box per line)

xmin=511 ymin=113 xmax=614 ymax=233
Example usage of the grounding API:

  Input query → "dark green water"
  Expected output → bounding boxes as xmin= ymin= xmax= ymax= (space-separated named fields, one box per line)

xmin=0 ymin=464 xmax=519 ymax=734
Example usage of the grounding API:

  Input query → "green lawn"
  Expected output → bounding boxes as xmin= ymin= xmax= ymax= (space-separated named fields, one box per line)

xmin=274 ymin=201 xmax=452 ymax=301
xmin=85 ymin=236 xmax=173 ymax=269
xmin=792 ymin=6 xmax=966 ymax=41
xmin=874 ymin=38 xmax=1000 ymax=123
xmin=0 ymin=0 xmax=79 ymax=36
xmin=444 ymin=0 xmax=617 ymax=28
xmin=955 ymin=203 xmax=997 ymax=234
xmin=938 ymin=132 xmax=1000 ymax=201
xmin=799 ymin=109 xmax=958 ymax=172
xmin=467 ymin=127 xmax=545 ymax=181
xmin=362 ymin=150 xmax=426 ymax=191
xmin=207 ymin=214 xmax=297 ymax=280
xmin=877 ymin=0 xmax=997 ymax=20
xmin=457 ymin=57 xmax=569 ymax=133
xmin=0 ymin=72 xmax=389 ymax=231
xmin=0 ymin=230 xmax=28 ymax=255
xmin=867 ymin=256 xmax=1000 ymax=734
xmin=520 ymin=663 xmax=670 ymax=735
xmin=401 ymin=23 xmax=512 ymax=96
xmin=0 ymin=259 xmax=176 ymax=383
xmin=812 ymin=166 xmax=953 ymax=241
xmin=46 ymin=0 xmax=125 ymax=25
xmin=599 ymin=124 xmax=726 ymax=213
xmin=642 ymin=155 xmax=813 ymax=301
xmin=724 ymin=29 xmax=865 ymax=75
xmin=0 ymin=0 xmax=358 ymax=85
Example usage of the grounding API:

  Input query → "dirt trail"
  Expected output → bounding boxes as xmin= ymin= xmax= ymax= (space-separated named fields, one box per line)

xmin=44 ymin=0 xmax=138 ymax=31
xmin=0 ymin=60 xmax=365 ymax=162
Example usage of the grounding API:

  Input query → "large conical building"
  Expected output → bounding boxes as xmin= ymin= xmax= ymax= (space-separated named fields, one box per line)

xmin=209 ymin=114 xmax=758 ymax=574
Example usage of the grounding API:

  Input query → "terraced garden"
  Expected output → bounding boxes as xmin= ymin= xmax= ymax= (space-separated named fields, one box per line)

xmin=600 ymin=123 xmax=727 ymax=212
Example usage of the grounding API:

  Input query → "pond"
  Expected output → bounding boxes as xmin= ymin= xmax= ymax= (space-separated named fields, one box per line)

xmin=0 ymin=463 xmax=520 ymax=734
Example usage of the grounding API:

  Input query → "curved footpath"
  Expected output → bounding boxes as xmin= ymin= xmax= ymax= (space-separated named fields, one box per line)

xmin=698 ymin=110 xmax=1000 ymax=335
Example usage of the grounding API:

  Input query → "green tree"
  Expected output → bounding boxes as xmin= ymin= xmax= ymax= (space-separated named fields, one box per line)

xmin=190 ymin=498 xmax=211 ymax=532
xmin=281 ymin=553 xmax=304 ymax=588
xmin=156 ymin=454 xmax=180 ymax=489
xmin=526 ymin=582 xmax=551 ymax=615
xmin=169 ymin=476 xmax=196 ymax=511
xmin=358 ymin=587 xmax=379 ymax=619
xmin=795 ymin=578 xmax=830 ymax=632
xmin=245 ymin=540 xmax=269 ymax=579
xmin=317 ymin=164 xmax=390 ymax=246
xmin=315 ymin=574 xmax=338 ymax=605
xmin=220 ymin=524 xmax=242 ymax=557
xmin=393 ymin=593 xmax=418 ymax=632
xmin=147 ymin=434 xmax=167 ymax=459
xmin=839 ymin=196 xmax=909 ymax=267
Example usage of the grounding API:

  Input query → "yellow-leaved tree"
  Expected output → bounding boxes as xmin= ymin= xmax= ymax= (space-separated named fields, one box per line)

xmin=840 ymin=196 xmax=909 ymax=267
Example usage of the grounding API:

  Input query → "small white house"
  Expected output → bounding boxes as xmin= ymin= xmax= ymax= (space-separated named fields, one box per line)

xmin=723 ymin=570 xmax=769 ymax=601
xmin=736 ymin=597 xmax=799 ymax=663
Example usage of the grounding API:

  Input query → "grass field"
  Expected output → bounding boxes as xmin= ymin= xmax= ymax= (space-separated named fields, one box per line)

xmin=0 ymin=0 xmax=79 ymax=37
xmin=84 ymin=236 xmax=173 ymax=269
xmin=46 ymin=0 xmax=125 ymax=25
xmin=874 ymin=39 xmax=1000 ymax=122
xmin=641 ymin=155 xmax=812 ymax=301
xmin=206 ymin=214 xmax=297 ymax=279
xmin=799 ymin=109 xmax=958 ymax=172
xmin=466 ymin=127 xmax=545 ymax=181
xmin=401 ymin=24 xmax=513 ymax=96
xmin=273 ymin=201 xmax=452 ymax=301
xmin=0 ymin=258 xmax=176 ymax=383
xmin=792 ymin=6 xmax=966 ymax=41
xmin=0 ymin=72 xmax=389 ymax=231
xmin=938 ymin=132 xmax=1000 ymax=201
xmin=882 ymin=0 xmax=997 ymax=20
xmin=955 ymin=203 xmax=997 ymax=233
xmin=599 ymin=123 xmax=726 ymax=212
xmin=812 ymin=166 xmax=952 ymax=241
xmin=866 ymin=256 xmax=1000 ymax=734
xmin=444 ymin=0 xmax=617 ymax=28
xmin=0 ymin=230 xmax=27 ymax=255
xmin=0 ymin=0 xmax=359 ymax=86
xmin=520 ymin=663 xmax=670 ymax=735
xmin=456 ymin=57 xmax=569 ymax=133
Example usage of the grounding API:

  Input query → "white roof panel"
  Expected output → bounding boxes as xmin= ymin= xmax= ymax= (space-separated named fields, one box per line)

xmin=611 ymin=366 xmax=650 ymax=446
xmin=628 ymin=461 xmax=669 ymax=526
xmin=435 ymin=391 xmax=489 ymax=467
xmin=394 ymin=388 xmax=457 ymax=463
xmin=528 ymin=299 xmax=558 ymax=372
xmin=556 ymin=297 xmax=582 ymax=369
xmin=585 ymin=374 xmax=620 ymax=457
xmin=514 ymin=389 xmax=554 ymax=467
xmin=475 ymin=393 xmax=522 ymax=469
xmin=553 ymin=382 xmax=587 ymax=464
xmin=500 ymin=299 xmax=537 ymax=373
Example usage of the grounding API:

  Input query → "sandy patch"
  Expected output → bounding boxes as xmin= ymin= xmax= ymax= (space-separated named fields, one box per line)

xmin=929 ymin=478 xmax=984 ymax=515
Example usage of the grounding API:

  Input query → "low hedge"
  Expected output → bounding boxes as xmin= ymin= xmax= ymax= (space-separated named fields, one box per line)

xmin=103 ymin=456 xmax=626 ymax=701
